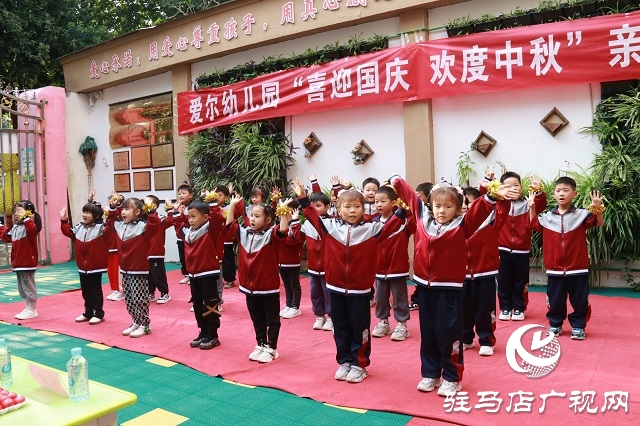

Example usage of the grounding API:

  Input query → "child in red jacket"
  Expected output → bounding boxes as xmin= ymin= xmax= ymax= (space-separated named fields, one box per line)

xmin=392 ymin=176 xmax=518 ymax=396
xmin=61 ymin=202 xmax=111 ymax=325
xmin=0 ymin=200 xmax=42 ymax=320
xmin=293 ymin=178 xmax=407 ymax=384
xmin=226 ymin=194 xmax=293 ymax=363
xmin=371 ymin=185 xmax=416 ymax=342
xmin=277 ymin=197 xmax=305 ymax=319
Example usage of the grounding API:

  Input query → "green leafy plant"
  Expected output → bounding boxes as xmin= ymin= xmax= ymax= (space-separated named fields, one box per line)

xmin=185 ymin=119 xmax=296 ymax=198
xmin=455 ymin=145 xmax=476 ymax=186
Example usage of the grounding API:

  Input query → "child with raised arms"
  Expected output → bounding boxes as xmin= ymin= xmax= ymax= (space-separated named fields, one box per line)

xmin=371 ymin=185 xmax=416 ymax=341
xmin=529 ymin=177 xmax=604 ymax=340
xmin=61 ymin=201 xmax=110 ymax=325
xmin=107 ymin=195 xmax=159 ymax=338
xmin=146 ymin=194 xmax=173 ymax=304
xmin=293 ymin=178 xmax=408 ymax=383
xmin=391 ymin=176 xmax=518 ymax=396
xmin=226 ymin=193 xmax=293 ymax=363
xmin=0 ymin=200 xmax=42 ymax=320
xmin=172 ymin=193 xmax=225 ymax=349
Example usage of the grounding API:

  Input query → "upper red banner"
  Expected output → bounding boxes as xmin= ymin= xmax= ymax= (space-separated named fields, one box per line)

xmin=178 ymin=12 xmax=640 ymax=134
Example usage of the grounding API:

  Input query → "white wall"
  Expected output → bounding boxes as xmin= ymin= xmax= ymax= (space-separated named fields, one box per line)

xmin=87 ymin=72 xmax=180 ymax=262
xmin=288 ymin=102 xmax=406 ymax=190
xmin=432 ymin=81 xmax=601 ymax=187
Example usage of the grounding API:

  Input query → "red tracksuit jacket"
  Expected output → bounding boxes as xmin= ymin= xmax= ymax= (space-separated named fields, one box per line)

xmin=0 ymin=218 xmax=38 ymax=271
xmin=61 ymin=219 xmax=111 ymax=274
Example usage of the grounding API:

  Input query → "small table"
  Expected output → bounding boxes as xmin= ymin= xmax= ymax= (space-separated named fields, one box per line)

xmin=2 ymin=356 xmax=137 ymax=426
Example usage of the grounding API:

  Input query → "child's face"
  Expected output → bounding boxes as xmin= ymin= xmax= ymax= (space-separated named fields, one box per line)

xmin=466 ymin=194 xmax=478 ymax=206
xmin=121 ymin=205 xmax=140 ymax=223
xmin=313 ymin=201 xmax=329 ymax=216
xmin=554 ymin=183 xmax=577 ymax=208
xmin=363 ymin=183 xmax=378 ymax=203
xmin=431 ymin=194 xmax=461 ymax=224
xmin=215 ymin=191 xmax=228 ymax=204
xmin=501 ymin=177 xmax=522 ymax=194
xmin=188 ymin=208 xmax=209 ymax=229
xmin=375 ymin=193 xmax=394 ymax=217
xmin=13 ymin=206 xmax=24 ymax=221
xmin=250 ymin=205 xmax=271 ymax=231
xmin=178 ymin=189 xmax=192 ymax=205
xmin=416 ymin=190 xmax=429 ymax=205
xmin=82 ymin=210 xmax=95 ymax=225
xmin=250 ymin=194 xmax=264 ymax=205
xmin=339 ymin=198 xmax=364 ymax=224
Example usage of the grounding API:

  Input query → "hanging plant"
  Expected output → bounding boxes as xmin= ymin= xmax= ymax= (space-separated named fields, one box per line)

xmin=79 ymin=136 xmax=98 ymax=172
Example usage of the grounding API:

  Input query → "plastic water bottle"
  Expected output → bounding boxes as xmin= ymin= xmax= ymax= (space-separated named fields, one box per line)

xmin=67 ymin=347 xmax=89 ymax=402
xmin=0 ymin=338 xmax=12 ymax=387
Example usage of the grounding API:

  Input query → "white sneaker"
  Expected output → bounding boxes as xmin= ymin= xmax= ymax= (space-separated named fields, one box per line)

xmin=122 ymin=324 xmax=140 ymax=336
xmin=369 ymin=299 xmax=375 ymax=307
xmin=313 ymin=317 xmax=325 ymax=330
xmin=335 ymin=363 xmax=351 ymax=381
xmin=89 ymin=317 xmax=104 ymax=325
xmin=282 ymin=308 xmax=301 ymax=319
xmin=15 ymin=308 xmax=38 ymax=320
xmin=511 ymin=310 xmax=525 ymax=321
xmin=156 ymin=294 xmax=171 ymax=304
xmin=148 ymin=294 xmax=157 ymax=302
xmin=479 ymin=346 xmax=494 ymax=356
xmin=111 ymin=291 xmax=124 ymax=301
xmin=498 ymin=310 xmax=512 ymax=321
xmin=14 ymin=308 xmax=28 ymax=319
xmin=372 ymin=320 xmax=391 ymax=337
xmin=130 ymin=326 xmax=150 ymax=338
xmin=345 ymin=366 xmax=368 ymax=383
xmin=463 ymin=342 xmax=475 ymax=350
xmin=190 ymin=306 xmax=194 ymax=312
xmin=75 ymin=315 xmax=89 ymax=322
xmin=417 ymin=377 xmax=443 ymax=392
xmin=106 ymin=290 xmax=119 ymax=300
xmin=279 ymin=307 xmax=290 ymax=317
xmin=437 ymin=380 xmax=462 ymax=397
xmin=390 ymin=322 xmax=410 ymax=341
xmin=322 ymin=318 xmax=333 ymax=331
xmin=248 ymin=345 xmax=264 ymax=361
xmin=179 ymin=276 xmax=190 ymax=284
xmin=257 ymin=345 xmax=279 ymax=363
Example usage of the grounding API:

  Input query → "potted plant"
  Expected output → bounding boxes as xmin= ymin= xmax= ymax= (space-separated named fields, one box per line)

xmin=532 ymin=1 xmax=563 ymax=24
xmin=598 ymin=0 xmax=632 ymax=15
xmin=562 ymin=0 xmax=598 ymax=19
xmin=472 ymin=14 xmax=503 ymax=32
xmin=319 ymin=42 xmax=341 ymax=62
xmin=446 ymin=16 xmax=475 ymax=37
xmin=346 ymin=33 xmax=364 ymax=56
xmin=501 ymin=7 xmax=533 ymax=27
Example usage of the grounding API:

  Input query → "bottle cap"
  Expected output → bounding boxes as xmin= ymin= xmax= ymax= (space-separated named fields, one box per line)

xmin=71 ymin=347 xmax=82 ymax=356
xmin=0 ymin=338 xmax=5 ymax=346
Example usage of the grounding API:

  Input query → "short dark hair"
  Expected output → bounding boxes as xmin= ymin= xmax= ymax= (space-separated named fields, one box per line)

xmin=82 ymin=202 xmax=104 ymax=221
xmin=362 ymin=177 xmax=380 ymax=189
xmin=145 ymin=195 xmax=160 ymax=206
xmin=376 ymin=186 xmax=397 ymax=201
xmin=188 ymin=200 xmax=210 ymax=215
xmin=309 ymin=192 xmax=330 ymax=205
xmin=214 ymin=185 xmax=230 ymax=196
xmin=416 ymin=182 xmax=433 ymax=194
xmin=555 ymin=176 xmax=576 ymax=190
xmin=464 ymin=187 xmax=481 ymax=200
xmin=500 ymin=171 xmax=521 ymax=184
xmin=250 ymin=186 xmax=268 ymax=202
xmin=177 ymin=182 xmax=194 ymax=193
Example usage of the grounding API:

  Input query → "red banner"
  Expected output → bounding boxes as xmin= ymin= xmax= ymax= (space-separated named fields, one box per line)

xmin=178 ymin=12 xmax=640 ymax=134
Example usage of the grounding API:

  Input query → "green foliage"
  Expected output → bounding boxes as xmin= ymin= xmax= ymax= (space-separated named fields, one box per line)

xmin=455 ymin=146 xmax=476 ymax=187
xmin=185 ymin=119 xmax=296 ymax=199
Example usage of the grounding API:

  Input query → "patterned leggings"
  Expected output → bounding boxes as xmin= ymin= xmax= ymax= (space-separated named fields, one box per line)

xmin=123 ymin=274 xmax=150 ymax=327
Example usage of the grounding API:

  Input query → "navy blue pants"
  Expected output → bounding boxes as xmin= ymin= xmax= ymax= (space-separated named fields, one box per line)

xmin=246 ymin=293 xmax=281 ymax=349
xmin=330 ymin=291 xmax=371 ymax=368
xmin=190 ymin=275 xmax=221 ymax=338
xmin=546 ymin=274 xmax=590 ymax=329
xmin=462 ymin=277 xmax=496 ymax=347
xmin=418 ymin=286 xmax=464 ymax=382
xmin=497 ymin=251 xmax=529 ymax=312
xmin=222 ymin=243 xmax=236 ymax=283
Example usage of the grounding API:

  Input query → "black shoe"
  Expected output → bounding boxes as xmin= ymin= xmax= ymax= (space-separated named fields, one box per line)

xmin=199 ymin=337 xmax=221 ymax=350
xmin=190 ymin=334 xmax=206 ymax=348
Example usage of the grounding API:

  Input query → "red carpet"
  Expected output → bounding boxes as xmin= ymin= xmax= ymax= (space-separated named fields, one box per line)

xmin=0 ymin=270 xmax=637 ymax=425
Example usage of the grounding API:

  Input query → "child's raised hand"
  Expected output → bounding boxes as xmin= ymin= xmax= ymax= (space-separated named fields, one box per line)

xmin=291 ymin=178 xmax=305 ymax=198
xmin=291 ymin=208 xmax=300 ymax=220
xmin=590 ymin=190 xmax=604 ymax=206
xmin=308 ymin=174 xmax=317 ymax=182
xmin=229 ymin=194 xmax=242 ymax=205
xmin=525 ymin=191 xmax=537 ymax=209
xmin=497 ymin=184 xmax=521 ymax=201
xmin=339 ymin=178 xmax=352 ymax=188
xmin=330 ymin=175 xmax=340 ymax=185
xmin=178 ymin=204 xmax=186 ymax=214
xmin=89 ymin=189 xmax=96 ymax=202
xmin=60 ymin=207 xmax=68 ymax=220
